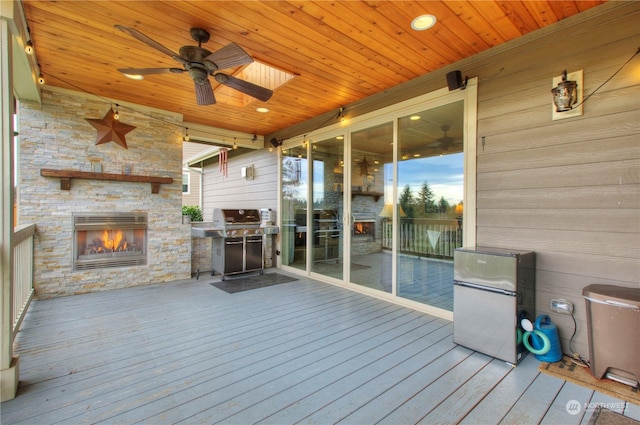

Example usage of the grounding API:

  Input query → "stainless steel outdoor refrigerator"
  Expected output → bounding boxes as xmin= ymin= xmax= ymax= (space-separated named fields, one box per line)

xmin=453 ymin=247 xmax=536 ymax=365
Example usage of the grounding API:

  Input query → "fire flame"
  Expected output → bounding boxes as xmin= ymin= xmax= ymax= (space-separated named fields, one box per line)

xmin=102 ymin=230 xmax=127 ymax=251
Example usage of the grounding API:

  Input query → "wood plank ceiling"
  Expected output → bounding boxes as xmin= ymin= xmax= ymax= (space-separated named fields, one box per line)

xmin=22 ymin=1 xmax=606 ymax=139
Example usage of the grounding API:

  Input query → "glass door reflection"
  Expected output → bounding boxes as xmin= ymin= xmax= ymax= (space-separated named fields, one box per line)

xmin=349 ymin=122 xmax=394 ymax=293
xmin=281 ymin=146 xmax=308 ymax=271
xmin=310 ymin=137 xmax=345 ymax=280
xmin=396 ymin=100 xmax=464 ymax=311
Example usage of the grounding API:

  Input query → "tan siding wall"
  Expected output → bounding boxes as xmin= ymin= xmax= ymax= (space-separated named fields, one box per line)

xmin=270 ymin=2 xmax=640 ymax=361
xmin=182 ymin=141 xmax=210 ymax=208
xmin=470 ymin=4 xmax=640 ymax=358
xmin=201 ymin=148 xmax=278 ymax=220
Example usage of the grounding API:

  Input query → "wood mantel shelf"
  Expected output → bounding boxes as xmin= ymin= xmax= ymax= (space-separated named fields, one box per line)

xmin=40 ymin=169 xmax=174 ymax=194
xmin=351 ymin=190 xmax=383 ymax=202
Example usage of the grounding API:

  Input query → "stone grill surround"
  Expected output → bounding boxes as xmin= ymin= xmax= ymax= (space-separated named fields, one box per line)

xmin=18 ymin=89 xmax=191 ymax=298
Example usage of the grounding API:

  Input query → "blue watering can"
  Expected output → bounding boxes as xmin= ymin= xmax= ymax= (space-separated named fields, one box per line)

xmin=521 ymin=314 xmax=563 ymax=362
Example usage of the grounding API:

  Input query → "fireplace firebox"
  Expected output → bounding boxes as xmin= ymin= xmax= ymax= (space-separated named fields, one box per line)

xmin=73 ymin=212 xmax=147 ymax=271
xmin=352 ymin=212 xmax=376 ymax=238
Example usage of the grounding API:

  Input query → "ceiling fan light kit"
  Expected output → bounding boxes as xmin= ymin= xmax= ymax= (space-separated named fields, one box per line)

xmin=114 ymin=25 xmax=273 ymax=106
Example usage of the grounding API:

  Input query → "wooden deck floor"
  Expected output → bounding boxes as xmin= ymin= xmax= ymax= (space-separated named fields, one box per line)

xmin=3 ymin=272 xmax=639 ymax=424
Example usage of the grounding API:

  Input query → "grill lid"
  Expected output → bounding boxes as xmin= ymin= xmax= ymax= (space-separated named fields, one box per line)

xmin=213 ymin=208 xmax=261 ymax=228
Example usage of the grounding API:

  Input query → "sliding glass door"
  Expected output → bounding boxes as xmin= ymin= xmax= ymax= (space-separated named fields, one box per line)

xmin=309 ymin=136 xmax=345 ymax=280
xmin=280 ymin=81 xmax=476 ymax=316
xmin=349 ymin=122 xmax=394 ymax=293
xmin=396 ymin=101 xmax=464 ymax=310
xmin=280 ymin=146 xmax=308 ymax=271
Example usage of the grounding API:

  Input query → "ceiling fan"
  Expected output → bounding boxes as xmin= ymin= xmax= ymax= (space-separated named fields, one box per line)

xmin=432 ymin=125 xmax=456 ymax=152
xmin=114 ymin=25 xmax=273 ymax=106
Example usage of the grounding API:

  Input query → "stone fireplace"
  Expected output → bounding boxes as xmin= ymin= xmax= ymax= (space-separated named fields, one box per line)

xmin=73 ymin=212 xmax=147 ymax=271
xmin=18 ymin=88 xmax=191 ymax=297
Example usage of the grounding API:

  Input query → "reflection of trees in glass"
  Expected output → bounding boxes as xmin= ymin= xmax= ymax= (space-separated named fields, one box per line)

xmin=282 ymin=157 xmax=302 ymax=202
xmin=438 ymin=196 xmax=450 ymax=214
xmin=399 ymin=181 xmax=454 ymax=218
xmin=399 ymin=184 xmax=414 ymax=217
xmin=417 ymin=182 xmax=435 ymax=215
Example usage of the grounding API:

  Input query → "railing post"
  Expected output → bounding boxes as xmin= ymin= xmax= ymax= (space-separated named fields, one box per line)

xmin=1 ymin=9 xmax=20 ymax=401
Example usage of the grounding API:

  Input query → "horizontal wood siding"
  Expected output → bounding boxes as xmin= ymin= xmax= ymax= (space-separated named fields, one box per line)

xmin=182 ymin=141 xmax=210 ymax=207
xmin=201 ymin=148 xmax=278 ymax=221
xmin=269 ymin=2 xmax=640 ymax=362
xmin=471 ymin=3 xmax=640 ymax=358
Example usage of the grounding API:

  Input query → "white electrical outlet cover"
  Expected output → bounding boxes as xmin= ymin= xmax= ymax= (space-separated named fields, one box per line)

xmin=521 ymin=318 xmax=534 ymax=332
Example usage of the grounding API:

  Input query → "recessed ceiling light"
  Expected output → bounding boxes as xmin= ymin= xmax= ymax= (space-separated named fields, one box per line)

xmin=123 ymin=73 xmax=144 ymax=80
xmin=410 ymin=115 xmax=421 ymax=121
xmin=256 ymin=107 xmax=269 ymax=113
xmin=411 ymin=14 xmax=437 ymax=31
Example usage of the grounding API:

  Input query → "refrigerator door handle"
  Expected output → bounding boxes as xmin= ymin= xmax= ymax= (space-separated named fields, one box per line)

xmin=454 ymin=280 xmax=515 ymax=296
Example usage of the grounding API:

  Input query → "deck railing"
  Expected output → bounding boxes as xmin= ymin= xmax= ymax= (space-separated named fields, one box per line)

xmin=12 ymin=224 xmax=36 ymax=340
xmin=381 ymin=218 xmax=462 ymax=259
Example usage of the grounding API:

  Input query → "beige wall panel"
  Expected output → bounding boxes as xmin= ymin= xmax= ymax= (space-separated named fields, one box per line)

xmin=470 ymin=2 xmax=639 ymax=363
xmin=477 ymin=208 xmax=640 ymax=233
xmin=477 ymin=184 xmax=639 ymax=209
xmin=478 ymin=159 xmax=640 ymax=190
xmin=477 ymin=226 xmax=639 ymax=258
xmin=478 ymin=133 xmax=640 ymax=173
xmin=201 ymin=148 xmax=278 ymax=220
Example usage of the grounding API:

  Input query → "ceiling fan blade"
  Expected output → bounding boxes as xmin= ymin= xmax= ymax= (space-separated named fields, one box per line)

xmin=204 ymin=42 xmax=253 ymax=70
xmin=214 ymin=73 xmax=273 ymax=102
xmin=117 ymin=68 xmax=184 ymax=75
xmin=114 ymin=25 xmax=184 ymax=63
xmin=195 ymin=79 xmax=216 ymax=105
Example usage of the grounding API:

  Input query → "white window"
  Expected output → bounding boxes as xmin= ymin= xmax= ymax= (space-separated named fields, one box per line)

xmin=182 ymin=172 xmax=190 ymax=194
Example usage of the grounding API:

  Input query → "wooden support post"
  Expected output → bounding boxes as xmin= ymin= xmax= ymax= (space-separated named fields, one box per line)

xmin=0 ymin=16 xmax=19 ymax=402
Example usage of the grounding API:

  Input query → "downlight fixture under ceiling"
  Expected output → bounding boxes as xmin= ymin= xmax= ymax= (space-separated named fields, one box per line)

xmin=411 ymin=14 xmax=437 ymax=31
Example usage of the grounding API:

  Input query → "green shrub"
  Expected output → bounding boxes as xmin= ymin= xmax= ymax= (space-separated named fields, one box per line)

xmin=182 ymin=205 xmax=203 ymax=222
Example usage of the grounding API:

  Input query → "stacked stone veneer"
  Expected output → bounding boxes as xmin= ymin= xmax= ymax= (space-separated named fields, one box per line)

xmin=19 ymin=89 xmax=191 ymax=298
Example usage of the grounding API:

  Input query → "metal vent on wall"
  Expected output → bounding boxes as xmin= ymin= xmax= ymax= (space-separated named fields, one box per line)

xmin=73 ymin=212 xmax=148 ymax=231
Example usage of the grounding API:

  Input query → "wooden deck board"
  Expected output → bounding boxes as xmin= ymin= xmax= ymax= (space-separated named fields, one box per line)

xmin=258 ymin=324 xmax=454 ymax=425
xmin=3 ymin=272 xmax=637 ymax=425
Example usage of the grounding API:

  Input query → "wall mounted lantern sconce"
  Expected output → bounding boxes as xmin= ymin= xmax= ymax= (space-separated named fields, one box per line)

xmin=241 ymin=164 xmax=254 ymax=180
xmin=551 ymin=70 xmax=578 ymax=111
xmin=551 ymin=69 xmax=583 ymax=120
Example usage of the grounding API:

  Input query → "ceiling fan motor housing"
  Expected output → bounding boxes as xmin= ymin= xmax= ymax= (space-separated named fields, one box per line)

xmin=189 ymin=67 xmax=209 ymax=85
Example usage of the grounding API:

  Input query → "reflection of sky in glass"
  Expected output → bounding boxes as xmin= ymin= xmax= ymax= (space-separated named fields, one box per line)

xmin=290 ymin=153 xmax=463 ymax=206
xmin=395 ymin=152 xmax=464 ymax=205
xmin=313 ymin=160 xmax=324 ymax=203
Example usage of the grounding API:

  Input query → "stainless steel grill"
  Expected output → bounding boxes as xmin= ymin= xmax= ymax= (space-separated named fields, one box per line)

xmin=210 ymin=209 xmax=264 ymax=280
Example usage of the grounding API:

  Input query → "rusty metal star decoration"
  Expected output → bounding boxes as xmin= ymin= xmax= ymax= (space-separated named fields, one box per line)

xmin=359 ymin=155 xmax=370 ymax=176
xmin=86 ymin=108 xmax=136 ymax=149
